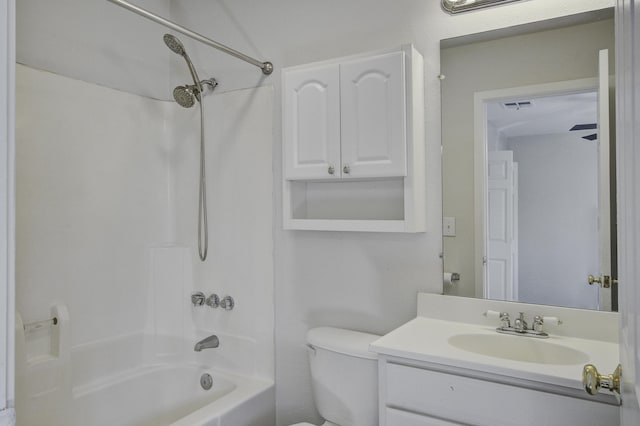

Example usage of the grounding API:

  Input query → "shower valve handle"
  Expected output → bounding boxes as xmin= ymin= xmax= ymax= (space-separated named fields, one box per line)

xmin=220 ymin=296 xmax=235 ymax=311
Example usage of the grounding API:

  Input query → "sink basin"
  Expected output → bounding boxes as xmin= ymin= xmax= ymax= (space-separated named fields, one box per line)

xmin=448 ymin=333 xmax=590 ymax=365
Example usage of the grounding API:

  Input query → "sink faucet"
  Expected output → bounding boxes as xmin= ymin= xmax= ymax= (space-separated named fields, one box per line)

xmin=485 ymin=310 xmax=562 ymax=339
xmin=513 ymin=312 xmax=528 ymax=333
xmin=194 ymin=334 xmax=219 ymax=352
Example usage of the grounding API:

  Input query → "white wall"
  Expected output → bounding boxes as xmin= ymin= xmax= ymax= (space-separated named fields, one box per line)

xmin=15 ymin=65 xmax=171 ymax=347
xmin=170 ymin=85 xmax=275 ymax=380
xmin=441 ymin=18 xmax=614 ymax=300
xmin=507 ymin=134 xmax=599 ymax=309
xmin=16 ymin=0 xmax=172 ymax=99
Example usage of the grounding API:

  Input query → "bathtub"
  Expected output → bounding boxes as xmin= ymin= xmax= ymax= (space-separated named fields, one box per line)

xmin=72 ymin=364 xmax=273 ymax=426
xmin=16 ymin=326 xmax=275 ymax=426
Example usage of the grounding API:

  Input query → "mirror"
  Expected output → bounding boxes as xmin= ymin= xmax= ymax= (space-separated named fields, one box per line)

xmin=440 ymin=10 xmax=617 ymax=311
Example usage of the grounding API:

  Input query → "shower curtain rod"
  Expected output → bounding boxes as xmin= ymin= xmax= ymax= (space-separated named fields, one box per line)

xmin=106 ymin=0 xmax=273 ymax=75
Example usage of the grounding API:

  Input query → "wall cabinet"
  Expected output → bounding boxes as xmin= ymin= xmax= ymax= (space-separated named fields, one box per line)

xmin=379 ymin=358 xmax=619 ymax=426
xmin=284 ymin=52 xmax=406 ymax=180
xmin=282 ymin=46 xmax=425 ymax=232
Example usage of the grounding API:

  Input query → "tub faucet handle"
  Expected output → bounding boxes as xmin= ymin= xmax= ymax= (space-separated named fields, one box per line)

xmin=220 ymin=296 xmax=234 ymax=311
xmin=191 ymin=292 xmax=205 ymax=306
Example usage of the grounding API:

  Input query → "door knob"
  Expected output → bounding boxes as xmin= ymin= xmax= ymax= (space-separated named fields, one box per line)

xmin=582 ymin=364 xmax=621 ymax=395
xmin=588 ymin=274 xmax=618 ymax=288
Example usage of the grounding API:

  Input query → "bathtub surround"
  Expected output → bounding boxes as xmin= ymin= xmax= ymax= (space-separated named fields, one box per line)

xmin=15 ymin=64 xmax=274 ymax=423
xmin=12 ymin=0 xmax=617 ymax=425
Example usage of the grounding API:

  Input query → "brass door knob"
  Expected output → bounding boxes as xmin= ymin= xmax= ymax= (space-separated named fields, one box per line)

xmin=588 ymin=274 xmax=618 ymax=288
xmin=582 ymin=363 xmax=621 ymax=395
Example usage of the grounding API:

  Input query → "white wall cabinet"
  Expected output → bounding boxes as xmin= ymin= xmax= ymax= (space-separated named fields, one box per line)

xmin=282 ymin=46 xmax=425 ymax=232
xmin=284 ymin=52 xmax=407 ymax=180
xmin=379 ymin=358 xmax=619 ymax=426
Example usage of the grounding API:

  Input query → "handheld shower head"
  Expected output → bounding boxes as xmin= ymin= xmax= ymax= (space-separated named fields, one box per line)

xmin=163 ymin=34 xmax=186 ymax=56
xmin=164 ymin=33 xmax=202 ymax=95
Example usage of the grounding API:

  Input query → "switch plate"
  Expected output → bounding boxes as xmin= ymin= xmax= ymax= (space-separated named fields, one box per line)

xmin=443 ymin=217 xmax=456 ymax=237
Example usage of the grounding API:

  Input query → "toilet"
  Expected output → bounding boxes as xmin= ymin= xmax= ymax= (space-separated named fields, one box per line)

xmin=290 ymin=327 xmax=381 ymax=426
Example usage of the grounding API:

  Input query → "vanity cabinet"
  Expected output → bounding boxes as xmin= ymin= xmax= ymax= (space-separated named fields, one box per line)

xmin=379 ymin=358 xmax=619 ymax=426
xmin=282 ymin=45 xmax=425 ymax=232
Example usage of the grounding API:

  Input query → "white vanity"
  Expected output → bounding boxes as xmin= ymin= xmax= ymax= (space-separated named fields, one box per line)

xmin=370 ymin=294 xmax=620 ymax=426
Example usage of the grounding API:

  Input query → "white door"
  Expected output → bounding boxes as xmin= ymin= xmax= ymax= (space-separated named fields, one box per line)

xmin=340 ymin=51 xmax=407 ymax=178
xmin=485 ymin=151 xmax=517 ymax=301
xmin=595 ymin=49 xmax=613 ymax=311
xmin=616 ymin=1 xmax=640 ymax=423
xmin=283 ymin=63 xmax=341 ymax=180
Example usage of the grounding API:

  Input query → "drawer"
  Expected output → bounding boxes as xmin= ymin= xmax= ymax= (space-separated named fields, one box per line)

xmin=384 ymin=363 xmax=618 ymax=426
xmin=386 ymin=407 xmax=463 ymax=426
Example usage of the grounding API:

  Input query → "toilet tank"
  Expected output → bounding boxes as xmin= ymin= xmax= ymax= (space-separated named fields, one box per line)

xmin=306 ymin=327 xmax=380 ymax=426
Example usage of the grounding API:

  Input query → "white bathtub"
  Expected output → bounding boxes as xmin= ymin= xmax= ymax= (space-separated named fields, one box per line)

xmin=72 ymin=364 xmax=273 ymax=426
xmin=16 ymin=329 xmax=275 ymax=426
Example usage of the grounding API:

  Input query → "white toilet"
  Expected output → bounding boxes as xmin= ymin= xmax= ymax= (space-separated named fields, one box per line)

xmin=290 ymin=327 xmax=381 ymax=426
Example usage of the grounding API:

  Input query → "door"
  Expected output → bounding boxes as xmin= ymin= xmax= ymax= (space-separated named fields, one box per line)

xmin=340 ymin=51 xmax=407 ymax=178
xmin=283 ymin=63 xmax=341 ymax=180
xmin=594 ymin=49 xmax=613 ymax=311
xmin=485 ymin=151 xmax=517 ymax=301
xmin=616 ymin=1 xmax=640 ymax=423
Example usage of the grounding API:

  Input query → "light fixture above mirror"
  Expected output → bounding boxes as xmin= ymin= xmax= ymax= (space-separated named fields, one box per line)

xmin=442 ymin=0 xmax=524 ymax=14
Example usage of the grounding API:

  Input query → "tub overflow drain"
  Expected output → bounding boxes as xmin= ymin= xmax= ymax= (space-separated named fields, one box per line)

xmin=200 ymin=373 xmax=213 ymax=390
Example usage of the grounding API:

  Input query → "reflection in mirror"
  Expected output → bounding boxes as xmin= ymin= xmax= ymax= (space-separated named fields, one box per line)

xmin=440 ymin=11 xmax=617 ymax=311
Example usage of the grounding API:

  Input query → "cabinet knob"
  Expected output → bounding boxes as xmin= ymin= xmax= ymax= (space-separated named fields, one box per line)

xmin=328 ymin=165 xmax=335 ymax=175
xmin=343 ymin=164 xmax=350 ymax=174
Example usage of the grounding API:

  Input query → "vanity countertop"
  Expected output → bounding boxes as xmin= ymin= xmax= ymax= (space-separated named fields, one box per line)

xmin=370 ymin=316 xmax=619 ymax=392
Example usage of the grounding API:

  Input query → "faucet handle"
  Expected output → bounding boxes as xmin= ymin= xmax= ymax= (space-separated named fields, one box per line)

xmin=191 ymin=292 xmax=205 ymax=306
xmin=533 ymin=315 xmax=544 ymax=332
xmin=499 ymin=312 xmax=511 ymax=328
xmin=220 ymin=295 xmax=235 ymax=311
xmin=205 ymin=294 xmax=220 ymax=308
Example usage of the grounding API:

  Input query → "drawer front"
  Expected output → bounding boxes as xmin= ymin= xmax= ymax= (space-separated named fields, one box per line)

xmin=385 ymin=363 xmax=618 ymax=426
xmin=386 ymin=408 xmax=463 ymax=426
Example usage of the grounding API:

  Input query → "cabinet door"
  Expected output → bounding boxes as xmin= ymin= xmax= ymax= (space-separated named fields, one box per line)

xmin=340 ymin=52 xmax=407 ymax=178
xmin=283 ymin=64 xmax=341 ymax=180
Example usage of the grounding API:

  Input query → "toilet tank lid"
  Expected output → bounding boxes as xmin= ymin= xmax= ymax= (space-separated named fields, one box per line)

xmin=307 ymin=327 xmax=380 ymax=360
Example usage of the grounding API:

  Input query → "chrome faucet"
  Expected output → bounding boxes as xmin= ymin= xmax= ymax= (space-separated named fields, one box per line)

xmin=486 ymin=310 xmax=562 ymax=339
xmin=513 ymin=312 xmax=528 ymax=333
xmin=194 ymin=334 xmax=219 ymax=352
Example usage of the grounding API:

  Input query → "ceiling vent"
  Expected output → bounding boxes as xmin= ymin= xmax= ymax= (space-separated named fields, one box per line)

xmin=570 ymin=123 xmax=598 ymax=131
xmin=502 ymin=100 xmax=533 ymax=110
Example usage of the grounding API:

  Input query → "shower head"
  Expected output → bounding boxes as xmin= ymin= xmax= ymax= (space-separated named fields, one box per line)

xmin=163 ymin=34 xmax=186 ymax=56
xmin=164 ymin=33 xmax=202 ymax=96
xmin=172 ymin=79 xmax=218 ymax=108
xmin=173 ymin=85 xmax=196 ymax=108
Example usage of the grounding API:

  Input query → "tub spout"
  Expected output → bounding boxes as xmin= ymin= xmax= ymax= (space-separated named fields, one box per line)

xmin=194 ymin=334 xmax=219 ymax=352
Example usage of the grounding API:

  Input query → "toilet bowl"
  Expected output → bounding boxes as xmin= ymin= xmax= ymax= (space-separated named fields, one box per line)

xmin=289 ymin=327 xmax=381 ymax=426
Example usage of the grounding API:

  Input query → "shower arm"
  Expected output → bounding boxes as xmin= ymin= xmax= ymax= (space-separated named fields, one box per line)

xmin=106 ymin=0 xmax=274 ymax=75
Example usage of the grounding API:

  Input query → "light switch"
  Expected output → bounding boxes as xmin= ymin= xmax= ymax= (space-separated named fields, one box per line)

xmin=443 ymin=217 xmax=456 ymax=237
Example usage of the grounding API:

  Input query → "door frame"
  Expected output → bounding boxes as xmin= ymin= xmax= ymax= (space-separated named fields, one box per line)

xmin=473 ymin=78 xmax=599 ymax=299
xmin=0 ymin=0 xmax=16 ymax=424
xmin=615 ymin=0 xmax=640 ymax=422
